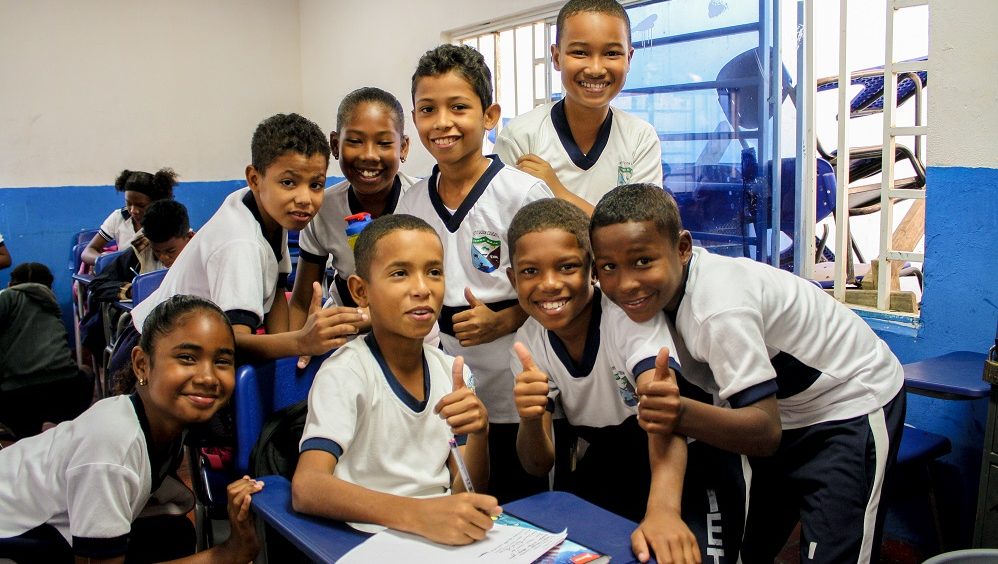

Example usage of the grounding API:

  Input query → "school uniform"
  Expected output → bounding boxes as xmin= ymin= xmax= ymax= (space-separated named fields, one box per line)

xmin=494 ymin=100 xmax=663 ymax=205
xmin=396 ymin=155 xmax=553 ymax=502
xmin=511 ymin=290 xmax=743 ymax=561
xmin=98 ymin=208 xmax=139 ymax=248
xmin=129 ymin=186 xmax=290 ymax=332
xmin=0 ymin=394 xmax=191 ymax=561
xmin=666 ymin=246 xmax=905 ymax=564
xmin=299 ymin=333 xmax=470 ymax=533
xmin=298 ymin=173 xmax=418 ymax=307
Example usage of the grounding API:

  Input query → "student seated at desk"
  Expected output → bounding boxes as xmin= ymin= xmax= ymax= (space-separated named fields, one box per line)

xmin=507 ymin=199 xmax=699 ymax=564
xmin=81 ymin=200 xmax=194 ymax=360
xmin=590 ymin=184 xmax=906 ymax=564
xmin=292 ymin=214 xmax=501 ymax=545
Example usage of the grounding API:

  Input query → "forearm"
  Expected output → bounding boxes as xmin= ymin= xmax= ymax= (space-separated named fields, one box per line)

xmin=675 ymin=396 xmax=782 ymax=456
xmin=546 ymin=177 xmax=594 ymax=216
xmin=265 ymin=292 xmax=290 ymax=335
xmin=233 ymin=329 xmax=304 ymax=361
xmin=289 ymin=262 xmax=324 ymax=331
xmin=646 ymin=433 xmax=686 ymax=517
xmin=515 ymin=416 xmax=554 ymax=476
xmin=498 ymin=304 xmax=528 ymax=336
xmin=292 ymin=468 xmax=428 ymax=534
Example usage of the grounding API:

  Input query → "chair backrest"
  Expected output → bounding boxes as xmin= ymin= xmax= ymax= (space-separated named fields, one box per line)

xmin=68 ymin=228 xmax=100 ymax=274
xmin=131 ymin=269 xmax=167 ymax=304
xmin=94 ymin=248 xmax=131 ymax=275
xmin=233 ymin=350 xmax=333 ymax=475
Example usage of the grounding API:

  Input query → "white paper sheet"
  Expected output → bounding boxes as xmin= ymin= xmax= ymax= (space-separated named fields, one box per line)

xmin=338 ymin=523 xmax=568 ymax=563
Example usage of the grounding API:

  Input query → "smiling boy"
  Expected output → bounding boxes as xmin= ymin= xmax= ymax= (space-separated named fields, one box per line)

xmin=590 ymin=184 xmax=905 ymax=563
xmin=495 ymin=0 xmax=663 ymax=210
xmin=114 ymin=113 xmax=354 ymax=375
xmin=397 ymin=44 xmax=555 ymax=502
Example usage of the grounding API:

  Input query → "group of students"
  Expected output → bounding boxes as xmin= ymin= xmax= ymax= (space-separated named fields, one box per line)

xmin=0 ymin=0 xmax=905 ymax=563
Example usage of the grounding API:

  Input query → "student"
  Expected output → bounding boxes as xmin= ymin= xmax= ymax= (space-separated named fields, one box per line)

xmin=398 ymin=44 xmax=555 ymax=502
xmin=81 ymin=200 xmax=195 ymax=357
xmin=506 ymin=198 xmax=698 ymax=563
xmin=113 ymin=113 xmax=348 ymax=377
xmin=289 ymin=87 xmax=416 ymax=366
xmin=0 ymin=295 xmax=263 ymax=563
xmin=0 ymin=232 xmax=10 ymax=270
xmin=0 ymin=263 xmax=90 ymax=439
xmin=292 ymin=214 xmax=500 ymax=543
xmin=82 ymin=168 xmax=177 ymax=267
xmin=494 ymin=0 xmax=663 ymax=210
xmin=589 ymin=184 xmax=905 ymax=564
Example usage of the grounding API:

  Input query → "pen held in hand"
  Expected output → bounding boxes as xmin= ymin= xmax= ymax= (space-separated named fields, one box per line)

xmin=448 ymin=437 xmax=475 ymax=493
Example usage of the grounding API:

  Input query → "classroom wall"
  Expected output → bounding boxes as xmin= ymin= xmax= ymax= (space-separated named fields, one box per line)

xmin=297 ymin=0 xmax=559 ymax=179
xmin=877 ymin=0 xmax=998 ymax=548
xmin=0 ymin=0 xmax=305 ymax=315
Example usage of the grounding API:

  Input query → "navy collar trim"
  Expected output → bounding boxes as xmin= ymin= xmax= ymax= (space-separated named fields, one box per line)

xmin=364 ymin=333 xmax=430 ymax=413
xmin=547 ymin=287 xmax=603 ymax=378
xmin=129 ymin=393 xmax=185 ymax=493
xmin=241 ymin=191 xmax=284 ymax=263
xmin=119 ymin=208 xmax=130 ymax=220
xmin=551 ymin=99 xmax=613 ymax=171
xmin=348 ymin=175 xmax=403 ymax=216
xmin=665 ymin=261 xmax=691 ymax=326
xmin=428 ymin=155 xmax=504 ymax=233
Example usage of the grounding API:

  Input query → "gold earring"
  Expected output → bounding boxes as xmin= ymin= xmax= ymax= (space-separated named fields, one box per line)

xmin=401 ymin=156 xmax=406 ymax=163
xmin=137 ymin=378 xmax=148 ymax=386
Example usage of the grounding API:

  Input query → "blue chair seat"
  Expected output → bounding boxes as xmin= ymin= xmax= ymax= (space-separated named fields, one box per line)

xmin=897 ymin=424 xmax=951 ymax=465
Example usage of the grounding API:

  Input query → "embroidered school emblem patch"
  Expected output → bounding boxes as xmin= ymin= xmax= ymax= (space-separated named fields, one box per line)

xmin=613 ymin=367 xmax=638 ymax=407
xmin=617 ymin=161 xmax=634 ymax=185
xmin=471 ymin=232 xmax=501 ymax=273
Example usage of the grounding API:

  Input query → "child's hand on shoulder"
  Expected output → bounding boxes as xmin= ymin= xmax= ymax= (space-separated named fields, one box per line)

xmin=512 ymin=343 xmax=549 ymax=420
xmin=515 ymin=154 xmax=560 ymax=188
xmin=435 ymin=356 xmax=488 ymax=435
xmin=631 ymin=508 xmax=700 ymax=564
xmin=452 ymin=288 xmax=510 ymax=347
xmin=413 ymin=492 xmax=502 ymax=545
xmin=218 ymin=476 xmax=264 ymax=562
xmin=637 ymin=347 xmax=682 ymax=435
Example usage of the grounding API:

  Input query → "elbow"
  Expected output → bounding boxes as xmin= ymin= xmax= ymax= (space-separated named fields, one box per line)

xmin=752 ymin=423 xmax=782 ymax=457
xmin=290 ymin=474 xmax=312 ymax=514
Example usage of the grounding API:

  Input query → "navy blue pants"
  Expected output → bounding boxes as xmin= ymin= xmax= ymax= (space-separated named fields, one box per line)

xmin=740 ymin=390 xmax=906 ymax=563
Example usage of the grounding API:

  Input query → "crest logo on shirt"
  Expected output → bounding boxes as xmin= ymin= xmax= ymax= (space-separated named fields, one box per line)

xmin=617 ymin=161 xmax=634 ymax=186
xmin=471 ymin=231 xmax=501 ymax=273
xmin=612 ymin=367 xmax=638 ymax=407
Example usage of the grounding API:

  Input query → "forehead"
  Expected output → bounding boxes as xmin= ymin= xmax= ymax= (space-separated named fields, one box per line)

xmin=156 ymin=311 xmax=233 ymax=348
xmin=371 ymin=229 xmax=443 ymax=265
xmin=261 ymin=151 xmax=329 ymax=177
xmin=124 ymin=191 xmax=152 ymax=204
xmin=342 ymin=101 xmax=401 ymax=134
xmin=414 ymin=71 xmax=479 ymax=104
xmin=560 ymin=11 xmax=629 ymax=43
xmin=592 ymin=220 xmax=669 ymax=249
xmin=151 ymin=236 xmax=184 ymax=249
xmin=514 ymin=229 xmax=585 ymax=261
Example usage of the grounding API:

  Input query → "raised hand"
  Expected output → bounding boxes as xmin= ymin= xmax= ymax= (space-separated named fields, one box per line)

xmin=435 ymin=356 xmax=488 ymax=436
xmin=452 ymin=288 xmax=504 ymax=347
xmin=219 ymin=476 xmax=264 ymax=562
xmin=513 ymin=342 xmax=549 ymax=420
xmin=636 ymin=347 xmax=682 ymax=435
xmin=298 ymin=281 xmax=368 ymax=361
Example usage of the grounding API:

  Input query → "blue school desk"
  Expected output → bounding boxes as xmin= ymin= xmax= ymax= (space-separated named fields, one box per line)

xmin=903 ymin=351 xmax=989 ymax=399
xmin=250 ymin=475 xmax=640 ymax=563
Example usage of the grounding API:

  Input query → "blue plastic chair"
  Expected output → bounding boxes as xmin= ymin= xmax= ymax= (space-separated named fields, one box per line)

xmin=131 ymin=268 xmax=167 ymax=305
xmin=191 ymin=351 xmax=333 ymax=549
xmin=895 ymin=423 xmax=952 ymax=551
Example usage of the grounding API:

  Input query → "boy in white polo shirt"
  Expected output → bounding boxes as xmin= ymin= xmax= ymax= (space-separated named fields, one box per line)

xmin=495 ymin=0 xmax=662 ymax=210
xmin=293 ymin=214 xmax=499 ymax=543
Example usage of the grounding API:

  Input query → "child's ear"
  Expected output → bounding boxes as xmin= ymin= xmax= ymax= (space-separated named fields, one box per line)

xmin=484 ymin=103 xmax=501 ymax=131
xmin=505 ymin=266 xmax=517 ymax=290
xmin=550 ymin=43 xmax=562 ymax=71
xmin=678 ymin=230 xmax=694 ymax=264
xmin=330 ymin=132 xmax=340 ymax=160
xmin=245 ymin=165 xmax=260 ymax=192
xmin=347 ymin=274 xmax=369 ymax=308
xmin=131 ymin=345 xmax=150 ymax=384
xmin=400 ymin=135 xmax=411 ymax=163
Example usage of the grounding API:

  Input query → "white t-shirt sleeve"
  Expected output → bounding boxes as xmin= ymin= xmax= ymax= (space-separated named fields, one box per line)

xmin=298 ymin=219 xmax=326 ymax=261
xmin=494 ymin=127 xmax=527 ymax=167
xmin=98 ymin=210 xmax=124 ymax=242
xmin=631 ymin=122 xmax=664 ymax=188
xmin=524 ymin=179 xmax=555 ymax=202
xmin=614 ymin=311 xmax=679 ymax=377
xmin=205 ymin=240 xmax=268 ymax=326
xmin=300 ymin=357 xmax=365 ymax=458
xmin=696 ymin=306 xmax=777 ymax=402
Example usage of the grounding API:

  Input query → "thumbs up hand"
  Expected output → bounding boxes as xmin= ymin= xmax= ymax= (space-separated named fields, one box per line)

xmin=452 ymin=288 xmax=505 ymax=347
xmin=435 ymin=356 xmax=489 ymax=436
xmin=513 ymin=343 xmax=550 ymax=421
xmin=636 ymin=347 xmax=682 ymax=435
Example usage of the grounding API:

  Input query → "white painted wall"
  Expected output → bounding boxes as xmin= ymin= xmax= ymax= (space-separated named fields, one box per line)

xmin=929 ymin=0 xmax=998 ymax=168
xmin=0 ymin=0 xmax=303 ymax=188
xmin=298 ymin=0 xmax=559 ymax=178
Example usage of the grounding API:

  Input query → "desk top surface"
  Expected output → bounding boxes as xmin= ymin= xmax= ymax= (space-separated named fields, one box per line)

xmin=252 ymin=475 xmax=639 ymax=563
xmin=903 ymin=351 xmax=990 ymax=399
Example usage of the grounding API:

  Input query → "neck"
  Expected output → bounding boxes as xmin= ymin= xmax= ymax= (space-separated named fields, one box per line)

xmin=563 ymin=98 xmax=610 ymax=152
xmin=371 ymin=327 xmax=426 ymax=384
xmin=436 ymin=155 xmax=491 ymax=208
xmin=552 ymin=293 xmax=595 ymax=364
xmin=352 ymin=186 xmax=391 ymax=218
xmin=136 ymin=391 xmax=184 ymax=453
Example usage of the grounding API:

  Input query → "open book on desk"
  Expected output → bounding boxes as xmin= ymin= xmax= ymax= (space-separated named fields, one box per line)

xmin=338 ymin=512 xmax=609 ymax=563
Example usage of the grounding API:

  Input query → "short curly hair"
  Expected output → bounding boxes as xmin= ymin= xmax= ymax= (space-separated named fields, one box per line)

xmin=508 ymin=198 xmax=591 ymax=266
xmin=590 ymin=183 xmax=683 ymax=244
xmin=353 ymin=214 xmax=440 ymax=280
xmin=336 ymin=87 xmax=405 ymax=135
xmin=250 ymin=113 xmax=330 ymax=174
xmin=412 ymin=44 xmax=493 ymax=110
xmin=556 ymin=0 xmax=632 ymax=46
xmin=114 ymin=168 xmax=177 ymax=201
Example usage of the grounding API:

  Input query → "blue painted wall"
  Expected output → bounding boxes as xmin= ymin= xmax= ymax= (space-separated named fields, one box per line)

xmin=876 ymin=166 xmax=998 ymax=548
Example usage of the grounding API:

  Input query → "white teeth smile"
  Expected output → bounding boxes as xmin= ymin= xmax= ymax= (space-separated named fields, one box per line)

xmin=433 ymin=136 xmax=459 ymax=147
xmin=539 ymin=300 xmax=567 ymax=311
xmin=580 ymin=81 xmax=608 ymax=90
xmin=358 ymin=169 xmax=381 ymax=178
